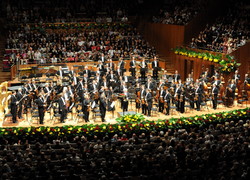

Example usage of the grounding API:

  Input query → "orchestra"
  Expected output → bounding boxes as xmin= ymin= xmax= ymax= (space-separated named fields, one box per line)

xmin=5 ymin=55 xmax=249 ymax=125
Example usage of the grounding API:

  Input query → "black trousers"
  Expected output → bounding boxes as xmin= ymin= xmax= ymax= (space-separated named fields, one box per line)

xmin=100 ymin=108 xmax=106 ymax=122
xmin=38 ymin=106 xmax=45 ymax=124
xmin=18 ymin=103 xmax=23 ymax=118
xmin=11 ymin=104 xmax=17 ymax=123
xmin=212 ymin=96 xmax=218 ymax=109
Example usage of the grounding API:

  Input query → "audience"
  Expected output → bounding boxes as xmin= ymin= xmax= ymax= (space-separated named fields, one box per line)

xmin=190 ymin=0 xmax=250 ymax=54
xmin=1 ymin=118 xmax=250 ymax=179
xmin=5 ymin=23 xmax=157 ymax=64
xmin=152 ymin=0 xmax=207 ymax=25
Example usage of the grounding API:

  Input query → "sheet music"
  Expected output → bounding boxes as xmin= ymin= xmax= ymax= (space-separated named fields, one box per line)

xmin=110 ymin=101 xmax=115 ymax=108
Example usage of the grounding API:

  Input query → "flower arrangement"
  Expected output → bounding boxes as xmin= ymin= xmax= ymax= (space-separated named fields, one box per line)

xmin=116 ymin=113 xmax=145 ymax=123
xmin=174 ymin=47 xmax=241 ymax=74
xmin=0 ymin=108 xmax=249 ymax=138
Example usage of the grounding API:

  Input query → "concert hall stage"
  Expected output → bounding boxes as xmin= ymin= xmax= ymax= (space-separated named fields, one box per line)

xmin=0 ymin=100 xmax=248 ymax=128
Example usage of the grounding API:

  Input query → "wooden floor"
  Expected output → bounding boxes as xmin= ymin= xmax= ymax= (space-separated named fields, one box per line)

xmin=0 ymin=99 xmax=249 ymax=128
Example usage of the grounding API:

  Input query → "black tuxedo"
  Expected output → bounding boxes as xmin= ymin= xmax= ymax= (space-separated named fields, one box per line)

xmin=118 ymin=61 xmax=125 ymax=76
xmin=57 ymin=70 xmax=64 ymax=78
xmin=145 ymin=92 xmax=153 ymax=116
xmin=140 ymin=61 xmax=148 ymax=79
xmin=158 ymin=90 xmax=166 ymax=113
xmin=58 ymin=97 xmax=67 ymax=123
xmin=152 ymin=60 xmax=159 ymax=78
xmin=173 ymin=74 xmax=181 ymax=82
xmin=145 ymin=81 xmax=155 ymax=90
xmin=212 ymin=86 xmax=219 ymax=109
xmin=83 ymin=69 xmax=91 ymax=78
xmin=164 ymin=93 xmax=171 ymax=115
xmin=10 ymin=94 xmax=18 ymax=123
xmin=130 ymin=60 xmax=136 ymax=77
xmin=83 ymin=99 xmax=91 ymax=122
xmin=99 ymin=97 xmax=107 ymax=122
xmin=16 ymin=92 xmax=24 ymax=119
xmin=35 ymin=97 xmax=45 ymax=124
xmin=194 ymin=87 xmax=202 ymax=111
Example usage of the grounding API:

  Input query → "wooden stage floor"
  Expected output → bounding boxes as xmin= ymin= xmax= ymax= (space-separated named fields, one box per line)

xmin=0 ymin=100 xmax=249 ymax=128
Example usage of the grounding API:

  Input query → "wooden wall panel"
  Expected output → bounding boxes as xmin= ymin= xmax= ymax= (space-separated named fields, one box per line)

xmin=143 ymin=23 xmax=185 ymax=63
xmin=231 ymin=42 xmax=250 ymax=80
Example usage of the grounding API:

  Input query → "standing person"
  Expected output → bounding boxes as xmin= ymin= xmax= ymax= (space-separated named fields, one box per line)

xmin=122 ymin=88 xmax=129 ymax=112
xmin=164 ymin=89 xmax=171 ymax=115
xmin=83 ymin=95 xmax=91 ymax=122
xmin=129 ymin=56 xmax=136 ymax=77
xmin=152 ymin=56 xmax=159 ymax=79
xmin=140 ymin=57 xmax=148 ymax=80
xmin=158 ymin=86 xmax=166 ymax=113
xmin=194 ymin=84 xmax=202 ymax=111
xmin=16 ymin=88 xmax=24 ymax=119
xmin=140 ymin=85 xmax=147 ymax=115
xmin=117 ymin=57 xmax=125 ymax=77
xmin=211 ymin=83 xmax=219 ymax=110
xmin=35 ymin=94 xmax=45 ymax=124
xmin=58 ymin=94 xmax=67 ymax=123
xmin=99 ymin=93 xmax=107 ymax=122
xmin=145 ymin=89 xmax=153 ymax=117
xmin=10 ymin=91 xmax=18 ymax=123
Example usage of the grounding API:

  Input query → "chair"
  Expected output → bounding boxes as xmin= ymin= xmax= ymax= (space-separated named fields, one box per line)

xmin=200 ymin=101 xmax=209 ymax=111
xmin=3 ymin=114 xmax=12 ymax=123
xmin=53 ymin=113 xmax=62 ymax=124
xmin=169 ymin=105 xmax=178 ymax=115
xmin=184 ymin=104 xmax=193 ymax=113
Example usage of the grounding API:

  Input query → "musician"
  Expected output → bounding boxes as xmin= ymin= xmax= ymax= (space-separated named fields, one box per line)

xmin=117 ymin=57 xmax=125 ymax=77
xmin=158 ymin=86 xmax=166 ymax=113
xmin=101 ymin=77 xmax=109 ymax=90
xmin=173 ymin=70 xmax=181 ymax=83
xmin=83 ymin=66 xmax=91 ymax=78
xmin=213 ymin=70 xmax=220 ymax=79
xmin=185 ymin=73 xmax=194 ymax=87
xmin=164 ymin=89 xmax=171 ymax=115
xmin=244 ymin=73 xmax=250 ymax=85
xmin=16 ymin=88 xmax=24 ymax=119
xmin=174 ymin=83 xmax=182 ymax=111
xmin=140 ymin=85 xmax=147 ymax=115
xmin=145 ymin=88 xmax=153 ymax=116
xmin=10 ymin=91 xmax=18 ymax=123
xmin=152 ymin=56 xmax=159 ymax=79
xmin=99 ymin=92 xmax=107 ymax=122
xmin=129 ymin=56 xmax=136 ymax=77
xmin=107 ymin=58 xmax=115 ymax=71
xmin=71 ymin=72 xmax=78 ymax=87
xmin=35 ymin=94 xmax=46 ymax=124
xmin=179 ymin=87 xmax=185 ymax=113
xmin=122 ymin=88 xmax=129 ymax=112
xmin=135 ymin=83 xmax=141 ymax=111
xmin=97 ymin=61 xmax=105 ymax=75
xmin=212 ymin=76 xmax=221 ymax=88
xmin=58 ymin=94 xmax=67 ymax=123
xmin=228 ymin=79 xmax=237 ymax=100
xmin=194 ymin=84 xmax=202 ymax=111
xmin=100 ymin=53 xmax=107 ymax=63
xmin=68 ymin=66 xmax=75 ymax=77
xmin=83 ymin=95 xmax=91 ymax=122
xmin=232 ymin=70 xmax=240 ymax=84
xmin=23 ymin=84 xmax=30 ymax=95
xmin=140 ymin=57 xmax=148 ymax=79
xmin=211 ymin=83 xmax=219 ymax=110
xmin=90 ymin=79 xmax=99 ymax=92
xmin=145 ymin=78 xmax=155 ymax=91
xmin=83 ymin=73 xmax=89 ymax=85
xmin=56 ymin=66 xmax=64 ymax=79
xmin=107 ymin=70 xmax=117 ymax=88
